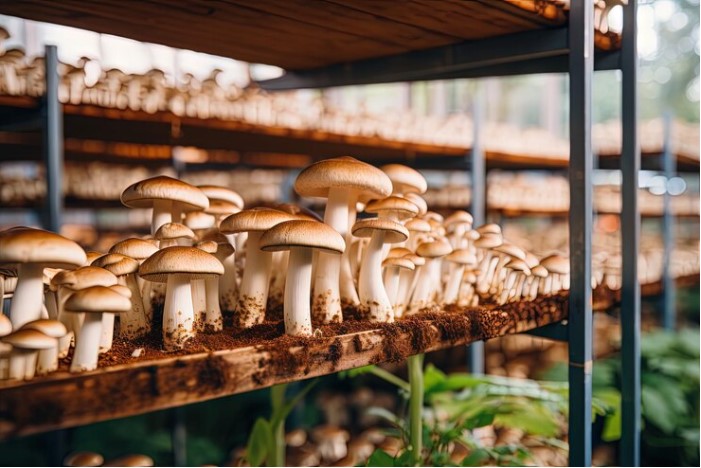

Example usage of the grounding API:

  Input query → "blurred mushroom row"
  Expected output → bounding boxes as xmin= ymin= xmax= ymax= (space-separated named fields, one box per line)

xmin=25 ymin=156 xmax=697 ymax=382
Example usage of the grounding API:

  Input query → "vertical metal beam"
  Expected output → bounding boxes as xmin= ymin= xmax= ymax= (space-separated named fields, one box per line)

xmin=568 ymin=0 xmax=594 ymax=465
xmin=467 ymin=86 xmax=485 ymax=375
xmin=661 ymin=111 xmax=676 ymax=330
xmin=621 ymin=0 xmax=641 ymax=465
xmin=43 ymin=45 xmax=63 ymax=232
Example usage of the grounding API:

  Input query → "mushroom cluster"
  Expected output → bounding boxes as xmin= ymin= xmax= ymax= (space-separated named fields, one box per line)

xmin=0 ymin=158 xmax=581 ymax=380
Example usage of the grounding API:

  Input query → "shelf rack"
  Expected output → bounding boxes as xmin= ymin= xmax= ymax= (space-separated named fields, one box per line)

xmin=0 ymin=1 xmax=644 ymax=465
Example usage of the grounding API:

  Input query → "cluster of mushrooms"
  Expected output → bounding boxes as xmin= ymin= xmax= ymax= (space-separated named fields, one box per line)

xmin=0 ymin=157 xmax=572 ymax=381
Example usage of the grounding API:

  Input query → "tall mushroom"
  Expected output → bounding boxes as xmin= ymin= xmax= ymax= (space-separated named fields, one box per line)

xmin=260 ymin=220 xmax=345 ymax=336
xmin=352 ymin=218 xmax=409 ymax=322
xmin=139 ymin=247 xmax=223 ymax=350
xmin=121 ymin=176 xmax=209 ymax=235
xmin=294 ymin=157 xmax=392 ymax=323
xmin=0 ymin=227 xmax=86 ymax=329
xmin=220 ymin=208 xmax=297 ymax=328
xmin=382 ymin=257 xmax=414 ymax=311
xmin=409 ymin=237 xmax=453 ymax=314
xmin=443 ymin=249 xmax=477 ymax=304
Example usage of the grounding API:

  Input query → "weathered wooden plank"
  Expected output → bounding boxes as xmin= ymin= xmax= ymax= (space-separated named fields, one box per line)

xmin=0 ymin=297 xmax=568 ymax=440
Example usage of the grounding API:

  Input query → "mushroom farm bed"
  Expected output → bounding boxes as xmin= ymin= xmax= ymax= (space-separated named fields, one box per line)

xmin=0 ymin=294 xmax=569 ymax=439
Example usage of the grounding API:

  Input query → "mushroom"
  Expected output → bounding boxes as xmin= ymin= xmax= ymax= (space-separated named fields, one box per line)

xmin=0 ymin=227 xmax=86 ymax=329
xmin=403 ymin=218 xmax=432 ymax=251
xmin=382 ymin=256 xmax=415 ymax=313
xmin=498 ymin=259 xmax=531 ymax=305
xmin=490 ymin=243 xmax=526 ymax=296
xmin=540 ymin=255 xmax=570 ymax=294
xmin=352 ymin=218 xmax=409 ymax=322
xmin=92 ymin=253 xmax=148 ymax=340
xmin=0 ymin=313 xmax=11 ymax=379
xmin=139 ymin=247 xmax=223 ymax=350
xmin=260 ymin=220 xmax=345 ymax=336
xmin=444 ymin=211 xmax=473 ymax=249
xmin=220 ymin=208 xmax=297 ymax=328
xmin=195 ymin=239 xmax=233 ymax=332
xmin=20 ymin=319 xmax=67 ymax=375
xmin=443 ymin=249 xmax=477 ymax=304
xmin=184 ymin=210 xmax=217 ymax=239
xmin=294 ymin=157 xmax=392 ymax=323
xmin=364 ymin=196 xmax=419 ymax=257
xmin=396 ymin=253 xmax=425 ymax=319
xmin=403 ymin=192 xmax=428 ymax=216
xmin=409 ymin=237 xmax=453 ymax=313
xmin=109 ymin=238 xmax=159 ymax=322
xmin=64 ymin=451 xmax=104 ymax=467
xmin=154 ymin=222 xmax=196 ymax=248
xmin=121 ymin=176 xmax=209 ymax=235
xmin=527 ymin=264 xmax=549 ymax=300
xmin=3 ymin=328 xmax=55 ymax=380
xmin=311 ymin=425 xmax=350 ymax=464
xmin=473 ymin=233 xmax=504 ymax=295
xmin=103 ymin=455 xmax=154 ymax=467
xmin=64 ymin=286 xmax=131 ymax=372
xmin=380 ymin=164 xmax=428 ymax=196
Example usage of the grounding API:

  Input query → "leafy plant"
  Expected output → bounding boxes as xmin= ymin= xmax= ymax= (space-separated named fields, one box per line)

xmin=245 ymin=380 xmax=317 ymax=467
xmin=541 ymin=328 xmax=700 ymax=466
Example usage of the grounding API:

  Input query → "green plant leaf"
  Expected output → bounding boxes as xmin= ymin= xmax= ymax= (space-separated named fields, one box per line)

xmin=367 ymin=406 xmax=405 ymax=430
xmin=270 ymin=379 xmax=317 ymax=428
xmin=642 ymin=386 xmax=683 ymax=434
xmin=595 ymin=387 xmax=622 ymax=442
xmin=367 ymin=449 xmax=396 ymax=467
xmin=462 ymin=410 xmax=495 ymax=430
xmin=461 ymin=448 xmax=490 ymax=466
xmin=246 ymin=418 xmax=273 ymax=467
xmin=495 ymin=404 xmax=560 ymax=437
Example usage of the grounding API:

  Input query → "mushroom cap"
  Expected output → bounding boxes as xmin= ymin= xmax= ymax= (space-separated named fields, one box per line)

xmin=196 ymin=240 xmax=218 ymax=254
xmin=84 ymin=251 xmax=104 ymax=265
xmin=531 ymin=265 xmax=549 ymax=278
xmin=422 ymin=211 xmax=444 ymax=223
xmin=476 ymin=223 xmax=501 ymax=235
xmin=219 ymin=208 xmax=298 ymax=234
xmin=121 ymin=176 xmax=209 ymax=211
xmin=64 ymin=452 xmax=105 ymax=467
xmin=365 ymin=196 xmax=419 ymax=220
xmin=103 ymin=454 xmax=154 ymax=467
xmin=109 ymin=238 xmax=159 ymax=260
xmin=155 ymin=222 xmax=196 ymax=241
xmin=505 ymin=259 xmax=531 ymax=274
xmin=92 ymin=253 xmax=139 ymax=276
xmin=260 ymin=220 xmax=345 ymax=255
xmin=402 ymin=192 xmax=428 ymax=215
xmin=64 ymin=286 xmax=132 ymax=314
xmin=466 ymin=229 xmax=480 ymax=240
xmin=198 ymin=185 xmax=244 ymax=209
xmin=382 ymin=256 xmax=415 ymax=271
xmin=380 ymin=164 xmax=428 ymax=194
xmin=206 ymin=199 xmax=241 ymax=216
xmin=0 ymin=314 xmax=11 ymax=337
xmin=351 ymin=218 xmax=409 ymax=244
xmin=139 ymin=246 xmax=224 ymax=282
xmin=540 ymin=255 xmax=570 ymax=274
xmin=444 ymin=210 xmax=474 ymax=227
xmin=51 ymin=266 xmax=118 ymax=290
xmin=2 ymin=328 xmax=55 ymax=350
xmin=404 ymin=218 xmax=432 ymax=233
xmin=446 ymin=248 xmax=477 ymax=265
xmin=275 ymin=203 xmax=323 ymax=221
xmin=0 ymin=227 xmax=86 ymax=269
xmin=294 ymin=157 xmax=392 ymax=199
xmin=21 ymin=319 xmax=67 ymax=338
xmin=494 ymin=243 xmax=526 ymax=261
xmin=386 ymin=247 xmax=413 ymax=259
xmin=524 ymin=252 xmax=539 ymax=269
xmin=417 ymin=238 xmax=453 ymax=258
xmin=200 ymin=232 xmax=236 ymax=258
xmin=474 ymin=233 xmax=503 ymax=249
xmin=311 ymin=425 xmax=350 ymax=442
xmin=184 ymin=211 xmax=216 ymax=230
xmin=111 ymin=284 xmax=132 ymax=298
xmin=403 ymin=253 xmax=426 ymax=267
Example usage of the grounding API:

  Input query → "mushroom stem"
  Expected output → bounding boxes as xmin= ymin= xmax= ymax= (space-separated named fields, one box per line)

xmin=191 ymin=279 xmax=207 ymax=332
xmin=340 ymin=200 xmax=360 ymax=307
xmin=284 ymin=248 xmax=314 ymax=337
xmin=45 ymin=290 xmax=58 ymax=319
xmin=163 ymin=274 xmax=195 ymax=350
xmin=151 ymin=199 xmax=173 ymax=235
xmin=9 ymin=349 xmax=35 ymax=380
xmin=383 ymin=266 xmax=401 ymax=306
xmin=220 ymin=233 xmax=238 ymax=311
xmin=119 ymin=274 xmax=149 ymax=339
xmin=71 ymin=313 xmax=103 ymax=372
xmin=204 ymin=276 xmax=223 ymax=332
xmin=36 ymin=345 xmax=59 ymax=375
xmin=443 ymin=264 xmax=466 ymax=304
xmin=99 ymin=313 xmax=114 ymax=353
xmin=9 ymin=263 xmax=44 ymax=329
xmin=395 ymin=268 xmax=414 ymax=318
xmin=313 ymin=189 xmax=349 ymax=323
xmin=358 ymin=231 xmax=393 ymax=322
xmin=237 ymin=232 xmax=272 ymax=328
xmin=409 ymin=260 xmax=435 ymax=314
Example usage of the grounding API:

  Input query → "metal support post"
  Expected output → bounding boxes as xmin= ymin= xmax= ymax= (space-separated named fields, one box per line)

xmin=621 ymin=0 xmax=641 ymax=465
xmin=467 ymin=88 xmax=485 ymax=375
xmin=42 ymin=45 xmax=63 ymax=232
xmin=568 ymin=0 xmax=594 ymax=465
xmin=661 ymin=112 xmax=676 ymax=330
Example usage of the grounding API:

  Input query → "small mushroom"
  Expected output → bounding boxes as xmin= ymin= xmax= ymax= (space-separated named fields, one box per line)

xmin=382 ymin=256 xmax=414 ymax=313
xmin=409 ymin=237 xmax=452 ymax=313
xmin=64 ymin=451 xmax=104 ymax=467
xmin=103 ymin=454 xmax=154 ymax=467
xmin=3 ymin=328 xmax=55 ymax=380
xmin=20 ymin=319 xmax=67 ymax=375
xmin=311 ymin=425 xmax=350 ymax=463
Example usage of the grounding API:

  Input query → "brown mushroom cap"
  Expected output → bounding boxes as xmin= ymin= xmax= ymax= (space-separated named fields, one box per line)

xmin=404 ymin=218 xmax=432 ymax=233
xmin=139 ymin=246 xmax=224 ymax=282
xmin=84 ymin=251 xmax=104 ymax=265
xmin=311 ymin=425 xmax=350 ymax=442
xmin=380 ymin=164 xmax=428 ymax=194
xmin=198 ymin=185 xmax=244 ymax=209
xmin=201 ymin=232 xmax=236 ymax=258
xmin=382 ymin=256 xmax=415 ymax=271
xmin=422 ymin=211 xmax=444 ymax=223
xmin=474 ymin=233 xmax=503 ymax=249
xmin=196 ymin=240 xmax=218 ymax=254
xmin=219 ymin=208 xmax=298 ymax=234
xmin=505 ymin=259 xmax=531 ymax=274
xmin=64 ymin=451 xmax=105 ymax=467
xmin=386 ymin=247 xmax=413 ymax=259
xmin=21 ymin=319 xmax=67 ymax=338
xmin=540 ymin=255 xmax=570 ymax=275
xmin=494 ymin=243 xmax=526 ymax=261
xmin=109 ymin=238 xmax=159 ymax=260
xmin=417 ymin=238 xmax=453 ymax=258
xmin=402 ymin=192 xmax=428 ymax=215
xmin=365 ymin=196 xmax=419 ymax=220
xmin=121 ymin=175 xmax=209 ymax=211
xmin=524 ymin=252 xmax=539 ymax=269
xmin=444 ymin=210 xmax=474 ymax=227
xmin=275 ymin=203 xmax=323 ymax=221
xmin=184 ymin=211 xmax=216 ymax=230
xmin=103 ymin=454 xmax=154 ymax=467
xmin=351 ymin=218 xmax=409 ymax=244
xmin=445 ymin=248 xmax=477 ymax=265
xmin=2 ymin=328 xmax=56 ymax=350
xmin=51 ymin=266 xmax=118 ymax=290
xmin=403 ymin=253 xmax=426 ymax=267
xmin=260 ymin=220 xmax=345 ymax=255
xmin=0 ymin=314 xmax=11 ymax=337
xmin=0 ymin=227 xmax=86 ymax=269
xmin=476 ymin=223 xmax=502 ymax=235
xmin=154 ymin=222 xmax=196 ymax=241
xmin=92 ymin=253 xmax=139 ymax=276
xmin=294 ymin=157 xmax=392 ymax=199
xmin=110 ymin=284 xmax=132 ymax=298
xmin=64 ymin=286 xmax=132 ymax=314
xmin=531 ymin=265 xmax=549 ymax=278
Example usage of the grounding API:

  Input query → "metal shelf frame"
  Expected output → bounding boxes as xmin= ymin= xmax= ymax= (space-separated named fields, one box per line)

xmin=5 ymin=3 xmax=644 ymax=466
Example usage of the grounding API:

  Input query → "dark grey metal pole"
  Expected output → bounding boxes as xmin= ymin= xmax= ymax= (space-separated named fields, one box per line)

xmin=467 ymin=86 xmax=485 ymax=375
xmin=43 ymin=45 xmax=63 ymax=232
xmin=568 ymin=0 xmax=594 ymax=465
xmin=621 ymin=0 xmax=641 ymax=464
xmin=661 ymin=112 xmax=676 ymax=330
